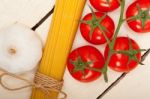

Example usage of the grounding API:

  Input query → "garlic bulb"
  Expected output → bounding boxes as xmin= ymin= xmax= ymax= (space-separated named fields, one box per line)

xmin=0 ymin=23 xmax=43 ymax=74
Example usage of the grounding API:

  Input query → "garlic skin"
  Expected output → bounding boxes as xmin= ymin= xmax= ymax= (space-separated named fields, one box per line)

xmin=0 ymin=23 xmax=43 ymax=74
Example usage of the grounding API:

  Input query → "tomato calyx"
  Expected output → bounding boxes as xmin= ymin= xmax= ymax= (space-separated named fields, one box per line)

xmin=70 ymin=56 xmax=92 ymax=75
xmin=127 ymin=3 xmax=150 ymax=29
xmin=113 ymin=37 xmax=146 ymax=65
xmin=106 ymin=0 xmax=121 ymax=7
xmin=70 ymin=55 xmax=103 ymax=76
xmin=106 ymin=0 xmax=110 ymax=6
xmin=80 ymin=6 xmax=110 ymax=43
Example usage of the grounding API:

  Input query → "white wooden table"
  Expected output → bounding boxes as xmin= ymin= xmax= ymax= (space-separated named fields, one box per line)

xmin=0 ymin=0 xmax=150 ymax=99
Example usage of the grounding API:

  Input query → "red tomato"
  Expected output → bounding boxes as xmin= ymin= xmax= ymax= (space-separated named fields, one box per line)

xmin=126 ymin=0 xmax=150 ymax=33
xmin=80 ymin=12 xmax=115 ymax=45
xmin=67 ymin=46 xmax=104 ymax=82
xmin=89 ymin=0 xmax=120 ymax=12
xmin=104 ymin=37 xmax=141 ymax=72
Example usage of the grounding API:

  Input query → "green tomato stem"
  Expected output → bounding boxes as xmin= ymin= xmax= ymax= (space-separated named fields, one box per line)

xmin=103 ymin=72 xmax=108 ymax=82
xmin=112 ymin=0 xmax=125 ymax=45
xmin=97 ymin=24 xmax=111 ymax=44
xmin=102 ymin=0 xmax=125 ymax=82
xmin=79 ymin=0 xmax=126 ymax=82
xmin=85 ymin=66 xmax=101 ymax=72
xmin=101 ymin=51 xmax=113 ymax=82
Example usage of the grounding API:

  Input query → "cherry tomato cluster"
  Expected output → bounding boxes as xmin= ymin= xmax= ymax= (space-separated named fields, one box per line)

xmin=67 ymin=0 xmax=150 ymax=82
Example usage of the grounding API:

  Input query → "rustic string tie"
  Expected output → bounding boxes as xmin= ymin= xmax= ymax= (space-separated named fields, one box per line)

xmin=0 ymin=70 xmax=67 ymax=99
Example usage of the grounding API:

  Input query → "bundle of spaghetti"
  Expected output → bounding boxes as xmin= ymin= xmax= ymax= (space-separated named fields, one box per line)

xmin=30 ymin=0 xmax=86 ymax=99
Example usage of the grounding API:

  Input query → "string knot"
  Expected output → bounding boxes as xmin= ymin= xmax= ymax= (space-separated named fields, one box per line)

xmin=0 ymin=70 xmax=67 ymax=99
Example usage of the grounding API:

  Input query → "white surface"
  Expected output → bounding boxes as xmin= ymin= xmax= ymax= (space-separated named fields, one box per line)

xmin=0 ymin=0 xmax=150 ymax=99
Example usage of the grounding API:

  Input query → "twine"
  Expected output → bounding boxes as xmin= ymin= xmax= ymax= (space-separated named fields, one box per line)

xmin=0 ymin=69 xmax=67 ymax=99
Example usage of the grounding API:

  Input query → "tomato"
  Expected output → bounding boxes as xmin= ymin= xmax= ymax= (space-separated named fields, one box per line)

xmin=80 ymin=12 xmax=115 ymax=45
xmin=89 ymin=0 xmax=120 ymax=12
xmin=126 ymin=0 xmax=150 ymax=33
xmin=104 ymin=37 xmax=141 ymax=72
xmin=67 ymin=46 xmax=104 ymax=82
